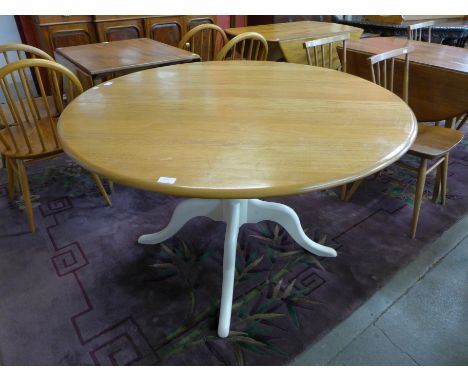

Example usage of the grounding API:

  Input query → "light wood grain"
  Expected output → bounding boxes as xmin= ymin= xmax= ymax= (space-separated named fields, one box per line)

xmin=58 ymin=61 xmax=417 ymax=199
xmin=343 ymin=37 xmax=468 ymax=122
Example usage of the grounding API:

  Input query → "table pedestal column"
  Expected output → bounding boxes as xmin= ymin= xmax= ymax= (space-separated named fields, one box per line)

xmin=138 ymin=198 xmax=337 ymax=338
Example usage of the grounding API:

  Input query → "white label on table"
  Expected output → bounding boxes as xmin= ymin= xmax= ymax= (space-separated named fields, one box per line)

xmin=157 ymin=177 xmax=176 ymax=184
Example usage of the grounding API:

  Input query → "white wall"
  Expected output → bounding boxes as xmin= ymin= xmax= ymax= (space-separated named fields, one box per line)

xmin=0 ymin=15 xmax=21 ymax=45
xmin=0 ymin=16 xmax=33 ymax=102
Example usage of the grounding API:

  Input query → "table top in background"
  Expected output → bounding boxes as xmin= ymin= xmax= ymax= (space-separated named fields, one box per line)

xmin=345 ymin=37 xmax=468 ymax=74
xmin=225 ymin=21 xmax=364 ymax=42
xmin=54 ymin=38 xmax=200 ymax=76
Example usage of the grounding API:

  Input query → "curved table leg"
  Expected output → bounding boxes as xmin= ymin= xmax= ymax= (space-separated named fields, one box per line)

xmin=138 ymin=198 xmax=337 ymax=337
xmin=246 ymin=199 xmax=337 ymax=258
xmin=138 ymin=198 xmax=222 ymax=245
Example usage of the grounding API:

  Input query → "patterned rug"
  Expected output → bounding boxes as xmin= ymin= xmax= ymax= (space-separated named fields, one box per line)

xmin=0 ymin=124 xmax=467 ymax=365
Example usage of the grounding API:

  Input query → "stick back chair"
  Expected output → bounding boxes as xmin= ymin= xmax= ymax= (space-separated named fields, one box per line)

xmin=369 ymin=46 xmax=413 ymax=102
xmin=216 ymin=32 xmax=268 ymax=61
xmin=345 ymin=47 xmax=464 ymax=238
xmin=304 ymin=33 xmax=350 ymax=72
xmin=0 ymin=44 xmax=56 ymax=133
xmin=0 ymin=43 xmax=57 ymax=172
xmin=0 ymin=58 xmax=112 ymax=232
xmin=407 ymin=20 xmax=435 ymax=43
xmin=178 ymin=24 xmax=228 ymax=61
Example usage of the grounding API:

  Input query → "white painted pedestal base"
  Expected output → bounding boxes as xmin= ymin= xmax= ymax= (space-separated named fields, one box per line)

xmin=138 ymin=198 xmax=337 ymax=338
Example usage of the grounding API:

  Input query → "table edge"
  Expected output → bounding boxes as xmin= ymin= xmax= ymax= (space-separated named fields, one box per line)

xmin=57 ymin=61 xmax=418 ymax=199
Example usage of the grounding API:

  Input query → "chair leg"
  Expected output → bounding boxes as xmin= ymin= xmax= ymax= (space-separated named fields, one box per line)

xmin=108 ymin=180 xmax=114 ymax=194
xmin=90 ymin=172 xmax=112 ymax=207
xmin=17 ymin=159 xmax=36 ymax=233
xmin=6 ymin=157 xmax=16 ymax=200
xmin=440 ymin=154 xmax=449 ymax=206
xmin=411 ymin=158 xmax=427 ymax=239
xmin=432 ymin=165 xmax=441 ymax=203
xmin=345 ymin=179 xmax=363 ymax=202
xmin=456 ymin=113 xmax=467 ymax=130
xmin=340 ymin=184 xmax=347 ymax=201
xmin=445 ymin=117 xmax=456 ymax=129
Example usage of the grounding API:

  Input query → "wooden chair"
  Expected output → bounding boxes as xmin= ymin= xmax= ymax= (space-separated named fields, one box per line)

xmin=304 ymin=34 xmax=350 ymax=199
xmin=345 ymin=47 xmax=464 ymax=238
xmin=1 ymin=44 xmax=56 ymax=167
xmin=216 ymin=32 xmax=268 ymax=61
xmin=407 ymin=20 xmax=435 ymax=43
xmin=0 ymin=59 xmax=112 ymax=233
xmin=304 ymin=33 xmax=350 ymax=72
xmin=178 ymin=24 xmax=228 ymax=61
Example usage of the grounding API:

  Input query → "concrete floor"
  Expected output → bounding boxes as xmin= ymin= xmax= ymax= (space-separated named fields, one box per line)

xmin=291 ymin=215 xmax=468 ymax=366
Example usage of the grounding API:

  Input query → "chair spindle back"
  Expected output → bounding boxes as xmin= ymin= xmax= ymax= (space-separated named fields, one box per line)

xmin=0 ymin=59 xmax=83 ymax=158
xmin=216 ymin=32 xmax=269 ymax=61
xmin=0 ymin=44 xmax=56 ymax=127
xmin=304 ymin=33 xmax=350 ymax=72
xmin=368 ymin=46 xmax=414 ymax=104
xmin=407 ymin=20 xmax=434 ymax=43
xmin=178 ymin=24 xmax=228 ymax=61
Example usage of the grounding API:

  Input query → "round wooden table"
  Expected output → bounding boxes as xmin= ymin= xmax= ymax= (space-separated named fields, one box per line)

xmin=58 ymin=61 xmax=417 ymax=338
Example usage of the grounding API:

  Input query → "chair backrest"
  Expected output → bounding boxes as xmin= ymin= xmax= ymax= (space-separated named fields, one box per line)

xmin=407 ymin=20 xmax=434 ymax=43
xmin=304 ymin=33 xmax=350 ymax=72
xmin=216 ymin=32 xmax=269 ymax=61
xmin=178 ymin=24 xmax=228 ymax=61
xmin=0 ymin=44 xmax=56 ymax=128
xmin=367 ymin=46 xmax=415 ymax=104
xmin=0 ymin=43 xmax=54 ymax=65
xmin=0 ymin=59 xmax=83 ymax=158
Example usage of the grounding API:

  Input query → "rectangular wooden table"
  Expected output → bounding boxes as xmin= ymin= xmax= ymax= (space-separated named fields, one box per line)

xmin=225 ymin=21 xmax=363 ymax=61
xmin=342 ymin=37 xmax=468 ymax=123
xmin=55 ymin=38 xmax=200 ymax=90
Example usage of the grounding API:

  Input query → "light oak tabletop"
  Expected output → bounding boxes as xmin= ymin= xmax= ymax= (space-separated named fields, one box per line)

xmin=225 ymin=21 xmax=364 ymax=42
xmin=54 ymin=38 xmax=200 ymax=76
xmin=345 ymin=37 xmax=468 ymax=74
xmin=58 ymin=61 xmax=417 ymax=199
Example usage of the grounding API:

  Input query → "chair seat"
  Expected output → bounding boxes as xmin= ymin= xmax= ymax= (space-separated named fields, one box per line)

xmin=408 ymin=124 xmax=464 ymax=159
xmin=0 ymin=117 xmax=62 ymax=159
